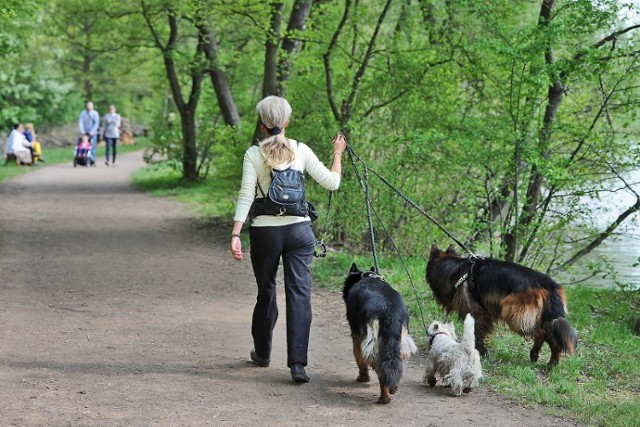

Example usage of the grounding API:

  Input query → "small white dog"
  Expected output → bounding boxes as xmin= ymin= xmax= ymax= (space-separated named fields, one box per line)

xmin=423 ymin=313 xmax=482 ymax=396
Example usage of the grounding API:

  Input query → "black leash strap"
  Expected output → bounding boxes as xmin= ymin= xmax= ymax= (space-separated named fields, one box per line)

xmin=346 ymin=145 xmax=380 ymax=274
xmin=349 ymin=147 xmax=476 ymax=257
xmin=363 ymin=184 xmax=430 ymax=336
xmin=313 ymin=191 xmax=333 ymax=258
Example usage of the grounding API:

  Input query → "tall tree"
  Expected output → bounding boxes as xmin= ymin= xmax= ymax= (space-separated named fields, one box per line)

xmin=252 ymin=0 xmax=314 ymax=141
xmin=141 ymin=0 xmax=205 ymax=180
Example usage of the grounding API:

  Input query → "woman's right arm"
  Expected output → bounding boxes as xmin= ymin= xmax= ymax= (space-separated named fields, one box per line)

xmin=330 ymin=133 xmax=347 ymax=175
xmin=304 ymin=134 xmax=347 ymax=191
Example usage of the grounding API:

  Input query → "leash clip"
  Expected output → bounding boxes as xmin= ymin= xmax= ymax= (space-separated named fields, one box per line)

xmin=313 ymin=239 xmax=327 ymax=258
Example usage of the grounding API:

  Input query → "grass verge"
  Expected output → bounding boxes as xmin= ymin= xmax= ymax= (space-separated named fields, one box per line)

xmin=0 ymin=138 xmax=150 ymax=183
xmin=132 ymin=162 xmax=640 ymax=427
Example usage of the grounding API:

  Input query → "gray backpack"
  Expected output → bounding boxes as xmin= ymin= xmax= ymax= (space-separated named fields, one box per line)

xmin=251 ymin=167 xmax=318 ymax=220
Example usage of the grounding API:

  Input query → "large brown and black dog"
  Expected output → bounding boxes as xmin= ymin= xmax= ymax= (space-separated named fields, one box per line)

xmin=426 ymin=244 xmax=577 ymax=366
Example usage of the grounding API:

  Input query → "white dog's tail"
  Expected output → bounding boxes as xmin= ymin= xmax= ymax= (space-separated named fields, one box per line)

xmin=461 ymin=313 xmax=476 ymax=353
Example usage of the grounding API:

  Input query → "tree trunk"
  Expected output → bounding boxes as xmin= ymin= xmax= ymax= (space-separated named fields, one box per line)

xmin=197 ymin=24 xmax=241 ymax=128
xmin=180 ymin=106 xmax=199 ymax=180
xmin=262 ymin=1 xmax=284 ymax=97
xmin=504 ymin=0 xmax=562 ymax=262
xmin=142 ymin=4 xmax=203 ymax=180
xmin=277 ymin=0 xmax=313 ymax=95
xmin=252 ymin=1 xmax=284 ymax=142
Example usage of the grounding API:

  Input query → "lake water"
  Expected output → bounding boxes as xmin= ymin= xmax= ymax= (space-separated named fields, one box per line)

xmin=571 ymin=169 xmax=640 ymax=290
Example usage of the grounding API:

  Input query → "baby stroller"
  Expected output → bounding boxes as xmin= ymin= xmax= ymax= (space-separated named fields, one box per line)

xmin=73 ymin=136 xmax=93 ymax=167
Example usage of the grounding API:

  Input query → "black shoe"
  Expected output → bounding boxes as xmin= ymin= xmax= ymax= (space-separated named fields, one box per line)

xmin=105 ymin=161 xmax=110 ymax=166
xmin=290 ymin=363 xmax=309 ymax=383
xmin=250 ymin=349 xmax=270 ymax=367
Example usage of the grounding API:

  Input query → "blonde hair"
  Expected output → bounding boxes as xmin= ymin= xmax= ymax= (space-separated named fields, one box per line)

xmin=257 ymin=96 xmax=294 ymax=168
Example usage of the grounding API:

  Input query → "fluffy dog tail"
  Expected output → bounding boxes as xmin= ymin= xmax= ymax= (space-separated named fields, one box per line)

xmin=546 ymin=317 xmax=578 ymax=355
xmin=362 ymin=317 xmax=417 ymax=390
xmin=461 ymin=313 xmax=476 ymax=354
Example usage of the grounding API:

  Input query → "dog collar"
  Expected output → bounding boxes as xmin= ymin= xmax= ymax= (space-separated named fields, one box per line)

xmin=362 ymin=271 xmax=385 ymax=281
xmin=453 ymin=273 xmax=468 ymax=289
xmin=428 ymin=331 xmax=449 ymax=346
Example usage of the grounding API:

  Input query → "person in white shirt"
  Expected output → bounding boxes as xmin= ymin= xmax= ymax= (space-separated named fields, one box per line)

xmin=7 ymin=124 xmax=33 ymax=165
xmin=231 ymin=95 xmax=347 ymax=383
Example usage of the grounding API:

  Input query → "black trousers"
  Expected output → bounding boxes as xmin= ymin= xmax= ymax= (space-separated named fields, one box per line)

xmin=105 ymin=137 xmax=118 ymax=163
xmin=249 ymin=221 xmax=316 ymax=367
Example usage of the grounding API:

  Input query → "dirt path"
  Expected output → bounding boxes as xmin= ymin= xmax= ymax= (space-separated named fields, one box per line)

xmin=0 ymin=153 xmax=580 ymax=426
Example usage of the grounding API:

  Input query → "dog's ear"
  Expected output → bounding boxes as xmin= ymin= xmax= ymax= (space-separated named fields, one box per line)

xmin=446 ymin=244 xmax=458 ymax=255
xmin=370 ymin=266 xmax=375 ymax=272
xmin=430 ymin=244 xmax=440 ymax=257
xmin=349 ymin=263 xmax=359 ymax=273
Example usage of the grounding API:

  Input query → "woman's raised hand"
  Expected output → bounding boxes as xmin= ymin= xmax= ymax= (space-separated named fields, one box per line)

xmin=333 ymin=133 xmax=347 ymax=154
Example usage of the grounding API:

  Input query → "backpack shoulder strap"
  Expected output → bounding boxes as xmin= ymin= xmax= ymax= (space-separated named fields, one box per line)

xmin=256 ymin=180 xmax=266 ymax=198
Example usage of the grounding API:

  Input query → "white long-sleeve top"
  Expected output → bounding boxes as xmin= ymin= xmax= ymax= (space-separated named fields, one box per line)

xmin=234 ymin=139 xmax=341 ymax=226
xmin=10 ymin=131 xmax=30 ymax=153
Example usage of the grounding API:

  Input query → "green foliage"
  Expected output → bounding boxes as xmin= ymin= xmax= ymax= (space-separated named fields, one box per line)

xmin=131 ymin=160 xmax=238 ymax=220
xmin=2 ymin=0 xmax=639 ymax=283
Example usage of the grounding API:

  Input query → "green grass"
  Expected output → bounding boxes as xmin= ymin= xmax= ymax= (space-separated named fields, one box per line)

xmin=131 ymin=162 xmax=238 ymax=220
xmin=0 ymin=138 xmax=150 ymax=183
xmin=129 ymin=161 xmax=640 ymax=426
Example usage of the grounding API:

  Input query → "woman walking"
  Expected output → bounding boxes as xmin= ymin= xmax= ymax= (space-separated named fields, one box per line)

xmin=230 ymin=96 xmax=347 ymax=383
xmin=102 ymin=104 xmax=121 ymax=166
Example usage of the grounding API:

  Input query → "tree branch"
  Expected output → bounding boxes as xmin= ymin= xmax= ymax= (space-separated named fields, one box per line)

xmin=323 ymin=0 xmax=351 ymax=125
xmin=342 ymin=0 xmax=394 ymax=121
xmin=140 ymin=1 xmax=166 ymax=51
xmin=558 ymin=197 xmax=640 ymax=269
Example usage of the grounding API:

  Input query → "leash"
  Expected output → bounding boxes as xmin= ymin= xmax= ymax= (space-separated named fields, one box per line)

xmin=342 ymin=143 xmax=480 ymax=337
xmin=313 ymin=191 xmax=334 ymax=258
xmin=343 ymin=143 xmax=429 ymax=335
xmin=347 ymin=145 xmax=477 ymax=258
xmin=345 ymin=145 xmax=381 ymax=274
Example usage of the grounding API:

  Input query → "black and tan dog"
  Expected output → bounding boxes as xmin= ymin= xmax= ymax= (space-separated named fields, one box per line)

xmin=426 ymin=244 xmax=577 ymax=367
xmin=342 ymin=264 xmax=417 ymax=404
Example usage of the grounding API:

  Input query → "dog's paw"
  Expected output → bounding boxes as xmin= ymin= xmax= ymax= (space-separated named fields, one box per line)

xmin=377 ymin=395 xmax=391 ymax=404
xmin=478 ymin=346 xmax=490 ymax=358
xmin=356 ymin=374 xmax=370 ymax=382
xmin=427 ymin=376 xmax=436 ymax=387
xmin=530 ymin=349 xmax=540 ymax=362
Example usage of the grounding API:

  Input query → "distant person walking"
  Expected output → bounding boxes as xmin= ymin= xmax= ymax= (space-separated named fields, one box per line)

xmin=102 ymin=104 xmax=121 ymax=166
xmin=78 ymin=101 xmax=99 ymax=166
